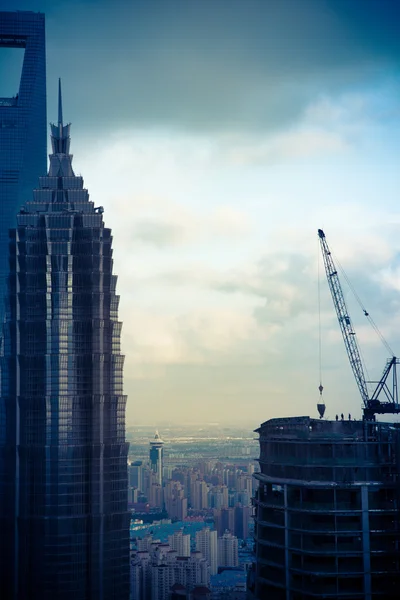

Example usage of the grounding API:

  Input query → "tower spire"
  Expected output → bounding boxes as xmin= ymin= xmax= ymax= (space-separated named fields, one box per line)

xmin=49 ymin=79 xmax=74 ymax=176
xmin=58 ymin=78 xmax=63 ymax=126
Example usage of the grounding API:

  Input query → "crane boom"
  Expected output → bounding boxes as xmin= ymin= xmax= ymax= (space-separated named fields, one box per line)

xmin=318 ymin=228 xmax=400 ymax=420
xmin=318 ymin=229 xmax=370 ymax=407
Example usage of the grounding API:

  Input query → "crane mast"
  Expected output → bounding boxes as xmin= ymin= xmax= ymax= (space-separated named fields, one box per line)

xmin=317 ymin=228 xmax=400 ymax=420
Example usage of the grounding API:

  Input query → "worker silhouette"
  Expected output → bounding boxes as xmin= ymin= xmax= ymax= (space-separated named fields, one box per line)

xmin=335 ymin=414 xmax=338 ymax=421
xmin=341 ymin=413 xmax=344 ymax=420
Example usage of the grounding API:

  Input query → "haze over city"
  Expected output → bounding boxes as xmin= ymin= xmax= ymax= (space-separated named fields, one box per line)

xmin=1 ymin=0 xmax=400 ymax=426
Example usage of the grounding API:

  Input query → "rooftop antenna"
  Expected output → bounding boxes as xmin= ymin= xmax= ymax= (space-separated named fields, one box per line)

xmin=58 ymin=77 xmax=63 ymax=126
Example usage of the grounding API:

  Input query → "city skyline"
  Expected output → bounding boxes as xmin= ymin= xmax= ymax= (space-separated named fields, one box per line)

xmin=1 ymin=1 xmax=400 ymax=425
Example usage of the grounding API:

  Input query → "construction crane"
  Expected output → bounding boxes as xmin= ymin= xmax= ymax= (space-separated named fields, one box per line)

xmin=318 ymin=228 xmax=400 ymax=421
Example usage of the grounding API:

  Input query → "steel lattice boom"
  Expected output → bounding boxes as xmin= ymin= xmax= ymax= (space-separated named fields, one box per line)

xmin=318 ymin=228 xmax=400 ymax=420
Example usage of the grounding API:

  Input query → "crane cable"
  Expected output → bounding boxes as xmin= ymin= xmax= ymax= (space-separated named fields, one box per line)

xmin=330 ymin=249 xmax=395 ymax=358
xmin=318 ymin=240 xmax=323 ymax=398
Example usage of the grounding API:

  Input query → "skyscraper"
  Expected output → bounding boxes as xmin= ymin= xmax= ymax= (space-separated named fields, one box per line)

xmin=249 ymin=417 xmax=400 ymax=599
xmin=0 ymin=11 xmax=46 ymax=322
xmin=150 ymin=430 xmax=164 ymax=485
xmin=0 ymin=85 xmax=130 ymax=600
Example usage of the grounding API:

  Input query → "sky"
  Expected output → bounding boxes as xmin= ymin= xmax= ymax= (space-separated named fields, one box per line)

xmin=1 ymin=0 xmax=400 ymax=427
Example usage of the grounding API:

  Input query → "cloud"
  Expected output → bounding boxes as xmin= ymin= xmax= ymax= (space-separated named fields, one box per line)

xmin=218 ymin=86 xmax=400 ymax=166
xmin=131 ymin=221 xmax=185 ymax=247
xmin=59 ymin=0 xmax=400 ymax=134
xmin=4 ymin=0 xmax=399 ymax=135
xmin=147 ymin=252 xmax=316 ymax=319
xmin=121 ymin=206 xmax=253 ymax=249
xmin=127 ymin=234 xmax=400 ymax=357
xmin=219 ymin=128 xmax=348 ymax=166
xmin=122 ymin=308 xmax=269 ymax=370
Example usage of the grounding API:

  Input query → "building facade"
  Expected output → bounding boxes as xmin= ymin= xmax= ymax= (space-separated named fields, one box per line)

xmin=131 ymin=544 xmax=209 ymax=600
xmin=0 ymin=11 xmax=47 ymax=322
xmin=0 ymin=89 xmax=130 ymax=600
xmin=234 ymin=504 xmax=250 ymax=540
xmin=249 ymin=417 xmax=400 ymax=599
xmin=191 ymin=479 xmax=209 ymax=510
xmin=218 ymin=532 xmax=239 ymax=568
xmin=196 ymin=527 xmax=218 ymax=576
xmin=164 ymin=480 xmax=188 ymax=520
xmin=214 ymin=506 xmax=235 ymax=536
xmin=130 ymin=460 xmax=143 ymax=489
xmin=168 ymin=530 xmax=191 ymax=557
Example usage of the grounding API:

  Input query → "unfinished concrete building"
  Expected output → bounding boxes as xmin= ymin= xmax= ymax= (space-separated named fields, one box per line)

xmin=248 ymin=417 xmax=400 ymax=599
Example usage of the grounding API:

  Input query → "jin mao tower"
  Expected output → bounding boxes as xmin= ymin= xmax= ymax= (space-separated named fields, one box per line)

xmin=0 ymin=84 xmax=130 ymax=600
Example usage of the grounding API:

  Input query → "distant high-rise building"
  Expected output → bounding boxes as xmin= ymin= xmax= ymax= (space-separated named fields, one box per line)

xmin=130 ymin=562 xmax=143 ymax=600
xmin=128 ymin=487 xmax=139 ymax=504
xmin=137 ymin=535 xmax=157 ymax=552
xmin=168 ymin=530 xmax=191 ymax=557
xmin=208 ymin=487 xmax=224 ymax=509
xmin=234 ymin=504 xmax=250 ymax=540
xmin=149 ymin=482 xmax=163 ymax=508
xmin=196 ymin=460 xmax=214 ymax=477
xmin=151 ymin=565 xmax=174 ymax=600
xmin=249 ymin=417 xmax=400 ymax=599
xmin=130 ymin=460 xmax=144 ymax=489
xmin=237 ymin=490 xmax=250 ymax=507
xmin=142 ymin=464 xmax=156 ymax=499
xmin=150 ymin=431 xmax=164 ymax=485
xmin=0 ymin=11 xmax=46 ymax=323
xmin=163 ymin=464 xmax=174 ymax=480
xmin=208 ymin=484 xmax=229 ymax=509
xmin=191 ymin=479 xmax=209 ymax=510
xmin=195 ymin=528 xmax=218 ymax=576
xmin=0 ymin=85 xmax=130 ymax=600
xmin=131 ymin=545 xmax=209 ymax=600
xmin=218 ymin=531 xmax=239 ymax=568
xmin=174 ymin=552 xmax=209 ymax=589
xmin=214 ymin=506 xmax=234 ymax=536
xmin=130 ymin=551 xmax=152 ymax=600
xmin=164 ymin=481 xmax=187 ymax=520
xmin=236 ymin=473 xmax=252 ymax=500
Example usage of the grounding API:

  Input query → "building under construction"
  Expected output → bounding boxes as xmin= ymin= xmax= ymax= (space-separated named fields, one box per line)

xmin=248 ymin=416 xmax=400 ymax=599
